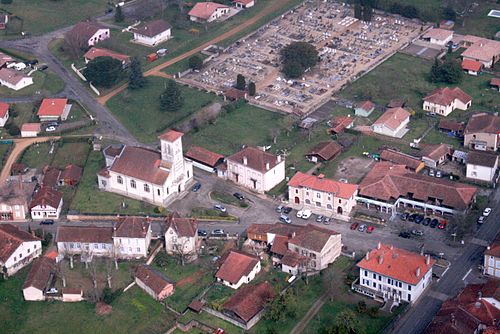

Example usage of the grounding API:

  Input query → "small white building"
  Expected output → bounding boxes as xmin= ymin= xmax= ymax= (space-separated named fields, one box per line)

xmin=0 ymin=68 xmax=33 ymax=91
xmin=132 ymin=20 xmax=172 ymax=47
xmin=215 ymin=250 xmax=261 ymax=289
xmin=233 ymin=0 xmax=254 ymax=9
xmin=29 ymin=187 xmax=63 ymax=220
xmin=371 ymin=107 xmax=410 ymax=138
xmin=68 ymin=21 xmax=110 ymax=47
xmin=421 ymin=28 xmax=453 ymax=46
xmin=226 ymin=146 xmax=285 ymax=193
xmin=353 ymin=243 xmax=434 ymax=305
xmin=0 ymin=102 xmax=9 ymax=127
xmin=423 ymin=87 xmax=472 ymax=117
xmin=484 ymin=237 xmax=500 ymax=278
xmin=188 ymin=2 xmax=230 ymax=22
xmin=0 ymin=224 xmax=42 ymax=277
xmin=23 ymin=256 xmax=56 ymax=301
xmin=164 ymin=214 xmax=199 ymax=262
xmin=466 ymin=151 xmax=499 ymax=183
xmin=20 ymin=123 xmax=41 ymax=138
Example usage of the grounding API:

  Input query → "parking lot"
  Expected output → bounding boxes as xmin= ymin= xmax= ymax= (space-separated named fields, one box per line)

xmin=179 ymin=1 xmax=422 ymax=115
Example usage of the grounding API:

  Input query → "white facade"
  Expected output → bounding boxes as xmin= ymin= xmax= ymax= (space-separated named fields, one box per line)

xmin=0 ymin=75 xmax=33 ymax=91
xmin=371 ymin=117 xmax=409 ymax=138
xmin=23 ymin=286 xmax=44 ymax=301
xmin=227 ymin=157 xmax=285 ymax=193
xmin=164 ymin=226 xmax=198 ymax=259
xmin=423 ymin=99 xmax=471 ymax=117
xmin=287 ymin=233 xmax=342 ymax=272
xmin=87 ymin=28 xmax=110 ymax=46
xmin=218 ymin=261 xmax=261 ymax=289
xmin=190 ymin=6 xmax=230 ymax=22
xmin=134 ymin=29 xmax=171 ymax=46
xmin=0 ymin=109 xmax=8 ymax=127
xmin=466 ymin=160 xmax=498 ymax=182
xmin=114 ymin=228 xmax=152 ymax=259
xmin=1 ymin=240 xmax=41 ymax=276
xmin=0 ymin=202 xmax=29 ymax=220
xmin=57 ymin=241 xmax=113 ymax=257
xmin=30 ymin=199 xmax=63 ymax=220
xmin=21 ymin=129 xmax=39 ymax=138
xmin=484 ymin=253 xmax=500 ymax=277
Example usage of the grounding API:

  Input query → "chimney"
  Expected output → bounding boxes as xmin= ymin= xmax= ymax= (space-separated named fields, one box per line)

xmin=378 ymin=255 xmax=384 ymax=264
xmin=426 ymin=254 xmax=430 ymax=265
xmin=377 ymin=242 xmax=381 ymax=249
xmin=277 ymin=155 xmax=282 ymax=163
xmin=390 ymin=244 xmax=394 ymax=250
xmin=243 ymin=156 xmax=247 ymax=165
xmin=416 ymin=267 xmax=421 ymax=277
xmin=318 ymin=173 xmax=325 ymax=179
xmin=392 ymin=252 xmax=398 ymax=259
xmin=365 ymin=251 xmax=370 ymax=260
xmin=291 ymin=232 xmax=296 ymax=238
xmin=266 ymin=162 xmax=270 ymax=170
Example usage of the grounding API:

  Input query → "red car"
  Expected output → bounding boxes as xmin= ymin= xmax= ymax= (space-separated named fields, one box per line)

xmin=438 ymin=220 xmax=447 ymax=230
xmin=350 ymin=222 xmax=359 ymax=230
xmin=367 ymin=226 xmax=375 ymax=233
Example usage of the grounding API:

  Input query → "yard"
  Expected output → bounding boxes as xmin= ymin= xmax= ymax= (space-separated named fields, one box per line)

xmin=0 ymin=142 xmax=12 ymax=170
xmin=0 ymin=70 xmax=64 ymax=97
xmin=18 ymin=139 xmax=91 ymax=170
xmin=106 ymin=77 xmax=221 ymax=143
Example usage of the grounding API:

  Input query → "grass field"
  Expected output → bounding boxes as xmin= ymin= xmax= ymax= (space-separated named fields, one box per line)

xmin=18 ymin=140 xmax=90 ymax=170
xmin=0 ymin=266 xmax=175 ymax=334
xmin=0 ymin=142 xmax=12 ymax=170
xmin=107 ymin=77 xmax=221 ymax=143
xmin=0 ymin=0 xmax=110 ymax=37
xmin=0 ymin=70 xmax=64 ymax=97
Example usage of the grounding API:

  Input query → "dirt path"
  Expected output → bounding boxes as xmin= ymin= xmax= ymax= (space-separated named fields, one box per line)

xmin=0 ymin=136 xmax=60 ymax=186
xmin=176 ymin=269 xmax=205 ymax=288
xmin=289 ymin=294 xmax=328 ymax=334
xmin=96 ymin=0 xmax=292 ymax=106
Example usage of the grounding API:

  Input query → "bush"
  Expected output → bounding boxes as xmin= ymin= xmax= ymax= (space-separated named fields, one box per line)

xmin=188 ymin=55 xmax=203 ymax=71
xmin=368 ymin=306 xmax=379 ymax=318
xmin=8 ymin=124 xmax=20 ymax=136
xmin=154 ymin=252 xmax=169 ymax=268
xmin=280 ymin=42 xmax=318 ymax=78
xmin=102 ymin=287 xmax=123 ymax=304
xmin=357 ymin=300 xmax=367 ymax=313
xmin=83 ymin=56 xmax=123 ymax=88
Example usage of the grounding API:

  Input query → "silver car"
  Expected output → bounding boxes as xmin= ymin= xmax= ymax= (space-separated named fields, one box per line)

xmin=358 ymin=224 xmax=367 ymax=232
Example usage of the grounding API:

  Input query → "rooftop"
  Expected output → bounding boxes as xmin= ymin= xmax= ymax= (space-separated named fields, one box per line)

xmin=56 ymin=225 xmax=113 ymax=244
xmin=37 ymin=98 xmax=68 ymax=117
xmin=423 ymin=87 xmax=472 ymax=106
xmin=373 ymin=107 xmax=410 ymax=131
xmin=288 ymin=171 xmax=358 ymax=199
xmin=223 ymin=281 xmax=275 ymax=323
xmin=29 ymin=187 xmax=62 ymax=210
xmin=305 ymin=141 xmax=342 ymax=161
xmin=84 ymin=47 xmax=129 ymax=62
xmin=164 ymin=213 xmax=197 ymax=237
xmin=188 ymin=2 xmax=229 ymax=20
xmin=379 ymin=149 xmax=422 ymax=171
xmin=133 ymin=19 xmax=172 ymax=37
xmin=185 ymin=145 xmax=224 ymax=167
xmin=215 ymin=250 xmax=260 ymax=284
xmin=422 ymin=28 xmax=453 ymax=41
xmin=227 ymin=147 xmax=281 ymax=173
xmin=465 ymin=113 xmax=500 ymax=135
xmin=0 ymin=224 xmax=40 ymax=262
xmin=135 ymin=264 xmax=173 ymax=296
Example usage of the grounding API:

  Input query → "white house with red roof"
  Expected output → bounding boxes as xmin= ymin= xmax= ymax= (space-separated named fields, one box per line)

xmin=188 ymin=2 xmax=230 ymax=22
xmin=37 ymin=98 xmax=72 ymax=122
xmin=97 ymin=130 xmax=193 ymax=207
xmin=0 ymin=68 xmax=33 ymax=91
xmin=0 ymin=102 xmax=9 ymax=127
xmin=287 ymin=172 xmax=358 ymax=220
xmin=353 ymin=242 xmax=435 ymax=304
xmin=233 ymin=0 xmax=254 ymax=9
xmin=113 ymin=216 xmax=152 ymax=259
xmin=0 ymin=224 xmax=42 ymax=276
xmin=423 ymin=87 xmax=472 ymax=117
xmin=29 ymin=187 xmax=63 ymax=220
xmin=421 ymin=28 xmax=453 ymax=46
xmin=461 ymin=35 xmax=500 ymax=68
xmin=164 ymin=213 xmax=199 ymax=262
xmin=461 ymin=59 xmax=482 ymax=76
xmin=216 ymin=250 xmax=261 ymax=289
xmin=20 ymin=123 xmax=41 ymax=138
xmin=371 ymin=107 xmax=410 ymax=138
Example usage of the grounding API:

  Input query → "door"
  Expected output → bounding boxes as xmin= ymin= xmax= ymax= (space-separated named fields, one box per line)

xmin=337 ymin=206 xmax=343 ymax=215
xmin=294 ymin=197 xmax=300 ymax=204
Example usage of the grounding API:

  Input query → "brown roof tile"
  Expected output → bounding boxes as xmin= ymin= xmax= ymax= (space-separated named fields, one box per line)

xmin=288 ymin=224 xmax=339 ymax=253
xmin=60 ymin=164 xmax=83 ymax=183
xmin=330 ymin=116 xmax=353 ymax=134
xmin=486 ymin=236 xmax=500 ymax=258
xmin=227 ymin=147 xmax=281 ymax=173
xmin=421 ymin=144 xmax=451 ymax=161
xmin=23 ymin=256 xmax=55 ymax=290
xmin=465 ymin=113 xmax=500 ymax=135
xmin=188 ymin=2 xmax=229 ymax=20
xmin=270 ymin=235 xmax=289 ymax=256
xmin=158 ymin=129 xmax=183 ymax=142
xmin=306 ymin=141 xmax=342 ymax=161
xmin=438 ymin=119 xmax=465 ymax=132
xmin=42 ymin=166 xmax=61 ymax=188
xmin=0 ymin=68 xmax=30 ymax=85
xmin=0 ymin=224 xmax=40 ymax=262
xmin=423 ymin=87 xmax=472 ymax=106
xmin=467 ymin=151 xmax=499 ymax=168
xmin=380 ymin=149 xmax=423 ymax=171
xmin=165 ymin=213 xmax=197 ymax=237
xmin=84 ymin=47 xmax=130 ymax=63
xmin=288 ymin=172 xmax=358 ymax=199
xmin=356 ymin=100 xmax=375 ymax=111
xmin=135 ymin=264 xmax=173 ymax=296
xmin=56 ymin=225 xmax=113 ymax=244
xmin=67 ymin=21 xmax=106 ymax=42
xmin=215 ymin=250 xmax=260 ymax=284
xmin=223 ymin=281 xmax=275 ymax=323
xmin=373 ymin=107 xmax=410 ymax=131
xmin=29 ymin=187 xmax=62 ymax=210
xmin=185 ymin=146 xmax=224 ymax=167
xmin=114 ymin=216 xmax=150 ymax=238
xmin=133 ymin=19 xmax=171 ymax=37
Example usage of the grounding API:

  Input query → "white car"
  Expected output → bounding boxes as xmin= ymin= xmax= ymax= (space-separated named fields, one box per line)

xmin=296 ymin=210 xmax=304 ymax=218
xmin=214 ymin=204 xmax=226 ymax=213
xmin=483 ymin=208 xmax=492 ymax=216
xmin=301 ymin=209 xmax=312 ymax=219
xmin=46 ymin=126 xmax=57 ymax=132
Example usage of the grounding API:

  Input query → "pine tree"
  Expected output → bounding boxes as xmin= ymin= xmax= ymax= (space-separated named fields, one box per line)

xmin=160 ymin=80 xmax=184 ymax=112
xmin=363 ymin=5 xmax=373 ymax=22
xmin=354 ymin=3 xmax=362 ymax=19
xmin=248 ymin=82 xmax=256 ymax=96
xmin=114 ymin=5 xmax=124 ymax=23
xmin=236 ymin=74 xmax=246 ymax=90
xmin=430 ymin=58 xmax=441 ymax=83
xmin=128 ymin=57 xmax=146 ymax=89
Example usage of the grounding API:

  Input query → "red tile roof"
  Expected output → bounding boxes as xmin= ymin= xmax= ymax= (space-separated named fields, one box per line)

xmin=0 ymin=224 xmax=40 ymax=262
xmin=423 ymin=87 xmax=472 ymax=106
xmin=227 ymin=147 xmax=281 ymax=173
xmin=158 ymin=129 xmax=184 ymax=142
xmin=421 ymin=143 xmax=450 ymax=161
xmin=21 ymin=123 xmax=41 ymax=133
xmin=188 ymin=2 xmax=229 ymax=20
xmin=42 ymin=166 xmax=61 ymax=188
xmin=288 ymin=171 xmax=358 ymax=199
xmin=355 ymin=100 xmax=375 ymax=112
xmin=37 ymin=98 xmax=68 ymax=117
xmin=216 ymin=250 xmax=260 ymax=284
xmin=224 ymin=88 xmax=247 ymax=100
xmin=465 ymin=113 xmax=500 ymax=135
xmin=60 ymin=164 xmax=83 ymax=183
xmin=422 ymin=28 xmax=453 ymax=41
xmin=29 ymin=187 xmax=62 ymax=210
xmin=491 ymin=78 xmax=500 ymax=87
xmin=133 ymin=19 xmax=171 ymax=37
xmin=461 ymin=59 xmax=482 ymax=72
xmin=135 ymin=264 xmax=173 ymax=296
xmin=373 ymin=107 xmax=410 ymax=131
xmin=357 ymin=243 xmax=435 ymax=285
xmin=281 ymin=250 xmax=307 ymax=267
xmin=165 ymin=213 xmax=197 ymax=237
xmin=330 ymin=116 xmax=353 ymax=134
xmin=358 ymin=162 xmax=477 ymax=211
xmin=115 ymin=216 xmax=151 ymax=238
xmin=461 ymin=38 xmax=500 ymax=63
xmin=22 ymin=255 xmax=55 ymax=291
xmin=223 ymin=281 xmax=275 ymax=323
xmin=185 ymin=146 xmax=224 ymax=167
xmin=270 ymin=235 xmax=289 ymax=256
xmin=84 ymin=47 xmax=130 ymax=63
xmin=56 ymin=225 xmax=113 ymax=244
xmin=379 ymin=149 xmax=423 ymax=171
xmin=486 ymin=236 xmax=500 ymax=258
xmin=288 ymin=224 xmax=339 ymax=253
xmin=305 ymin=141 xmax=342 ymax=161
xmin=0 ymin=102 xmax=9 ymax=118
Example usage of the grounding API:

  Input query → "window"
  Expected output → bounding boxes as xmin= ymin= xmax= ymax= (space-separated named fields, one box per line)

xmin=130 ymin=180 xmax=136 ymax=188
xmin=137 ymin=247 xmax=141 ymax=252
xmin=158 ymin=189 xmax=161 ymax=196
xmin=372 ymin=282 xmax=376 ymax=288
xmin=408 ymin=285 xmax=412 ymax=291
xmin=144 ymin=184 xmax=150 ymax=192
xmin=27 ymin=248 xmax=30 ymax=253
xmin=117 ymin=176 xmax=123 ymax=184
xmin=316 ymin=192 xmax=321 ymax=199
xmin=364 ymin=270 xmax=368 ymax=277
xmin=101 ymin=180 xmax=107 ymax=187
xmin=378 ymin=275 xmax=381 ymax=281
xmin=338 ymin=199 xmax=342 ymax=204
xmin=408 ymin=294 xmax=411 ymax=302
xmin=373 ymin=273 xmax=376 ymax=279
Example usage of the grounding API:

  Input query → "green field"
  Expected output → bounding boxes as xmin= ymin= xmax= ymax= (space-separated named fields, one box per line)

xmin=18 ymin=140 xmax=90 ymax=170
xmin=0 ymin=70 xmax=64 ymax=97
xmin=0 ymin=142 xmax=12 ymax=170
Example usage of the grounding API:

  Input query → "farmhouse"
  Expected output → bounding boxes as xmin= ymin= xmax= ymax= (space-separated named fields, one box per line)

xmin=0 ymin=181 xmax=36 ymax=221
xmin=0 ymin=224 xmax=41 ymax=277
xmin=20 ymin=123 xmax=41 ymax=137
xmin=464 ymin=113 xmax=500 ymax=151
xmin=0 ymin=102 xmax=9 ymax=127
xmin=67 ymin=21 xmax=110 ymax=47
xmin=164 ymin=213 xmax=199 ymax=262
xmin=379 ymin=149 xmax=424 ymax=173
xmin=466 ymin=151 xmax=499 ymax=183
xmin=185 ymin=145 xmax=224 ymax=173
xmin=29 ymin=187 xmax=63 ymax=220
xmin=22 ymin=255 xmax=56 ymax=301
xmin=84 ymin=47 xmax=130 ymax=66
xmin=420 ymin=144 xmax=451 ymax=168
xmin=215 ymin=250 xmax=261 ymax=289
xmin=97 ymin=130 xmax=194 ymax=207
xmin=305 ymin=141 xmax=342 ymax=163
xmin=421 ymin=28 xmax=453 ymax=46
xmin=135 ymin=264 xmax=174 ymax=301
xmin=37 ymin=98 xmax=72 ymax=122
xmin=371 ymin=107 xmax=410 ymax=138
xmin=188 ymin=2 xmax=230 ymax=22
xmin=353 ymin=243 xmax=434 ymax=305
xmin=422 ymin=87 xmax=471 ymax=117
xmin=132 ymin=20 xmax=172 ymax=47
xmin=0 ymin=68 xmax=33 ymax=90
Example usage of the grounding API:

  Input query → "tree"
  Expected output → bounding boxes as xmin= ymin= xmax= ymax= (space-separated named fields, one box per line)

xmin=84 ymin=56 xmax=123 ymax=88
xmin=430 ymin=59 xmax=463 ymax=84
xmin=64 ymin=29 xmax=88 ymax=59
xmin=354 ymin=3 xmax=362 ymax=19
xmin=280 ymin=42 xmax=318 ymax=78
xmin=248 ymin=81 xmax=256 ymax=96
xmin=1 ymin=0 xmax=13 ymax=4
xmin=7 ymin=124 xmax=20 ymax=136
xmin=281 ymin=114 xmax=297 ymax=136
xmin=362 ymin=5 xmax=372 ymax=22
xmin=188 ymin=55 xmax=203 ymax=71
xmin=236 ymin=74 xmax=246 ymax=90
xmin=430 ymin=58 xmax=441 ymax=82
xmin=333 ymin=310 xmax=363 ymax=334
xmin=160 ymin=80 xmax=184 ymax=112
xmin=128 ymin=57 xmax=146 ymax=89
xmin=401 ymin=5 xmax=419 ymax=19
xmin=265 ymin=289 xmax=297 ymax=322
xmin=356 ymin=301 xmax=367 ymax=313
xmin=114 ymin=5 xmax=125 ymax=22
xmin=282 ymin=61 xmax=304 ymax=79
xmin=441 ymin=6 xmax=456 ymax=21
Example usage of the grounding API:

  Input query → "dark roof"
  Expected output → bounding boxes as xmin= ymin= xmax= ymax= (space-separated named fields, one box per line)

xmin=223 ymin=281 xmax=275 ymax=323
xmin=29 ymin=187 xmax=63 ymax=210
xmin=387 ymin=99 xmax=406 ymax=108
xmin=135 ymin=264 xmax=173 ymax=296
xmin=306 ymin=141 xmax=342 ymax=161
xmin=288 ymin=224 xmax=339 ymax=253
xmin=56 ymin=225 xmax=113 ymax=244
xmin=465 ymin=113 xmax=500 ymax=135
xmin=103 ymin=144 xmax=124 ymax=158
xmin=60 ymin=164 xmax=83 ymax=182
xmin=67 ymin=21 xmax=106 ymax=41
xmin=380 ymin=149 xmax=423 ymax=171
xmin=114 ymin=216 xmax=151 ymax=238
xmin=0 ymin=224 xmax=40 ymax=262
xmin=215 ymin=250 xmax=260 ymax=284
xmin=438 ymin=119 xmax=465 ymax=132
xmin=42 ymin=166 xmax=61 ymax=188
xmin=188 ymin=300 xmax=204 ymax=312
xmin=185 ymin=146 xmax=224 ymax=167
xmin=0 ymin=181 xmax=36 ymax=206
xmin=133 ymin=19 xmax=171 ymax=37
xmin=23 ymin=256 xmax=55 ymax=291
xmin=467 ymin=151 xmax=499 ymax=168
xmin=227 ymin=147 xmax=281 ymax=173
xmin=164 ymin=213 xmax=197 ymax=237
xmin=329 ymin=116 xmax=353 ymax=134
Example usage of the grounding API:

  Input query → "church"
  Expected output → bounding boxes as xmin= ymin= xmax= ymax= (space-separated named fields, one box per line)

xmin=97 ymin=130 xmax=193 ymax=207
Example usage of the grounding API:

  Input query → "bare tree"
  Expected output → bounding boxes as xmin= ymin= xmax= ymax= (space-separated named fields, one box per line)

xmin=56 ymin=259 xmax=67 ymax=288
xmin=270 ymin=127 xmax=280 ymax=144
xmin=281 ymin=115 xmax=298 ymax=136
xmin=322 ymin=268 xmax=336 ymax=302
xmin=174 ymin=238 xmax=195 ymax=266
xmin=64 ymin=30 xmax=88 ymax=60
xmin=105 ymin=258 xmax=113 ymax=289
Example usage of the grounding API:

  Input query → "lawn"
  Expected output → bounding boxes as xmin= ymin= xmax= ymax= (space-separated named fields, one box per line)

xmin=0 ymin=266 xmax=176 ymax=334
xmin=210 ymin=191 xmax=249 ymax=208
xmin=0 ymin=142 xmax=12 ymax=170
xmin=0 ymin=0 xmax=111 ymax=37
xmin=0 ymin=70 xmax=64 ymax=97
xmin=69 ymin=151 xmax=157 ymax=215
xmin=107 ymin=77 xmax=221 ymax=143
xmin=18 ymin=142 xmax=55 ymax=169
xmin=18 ymin=140 xmax=91 ymax=170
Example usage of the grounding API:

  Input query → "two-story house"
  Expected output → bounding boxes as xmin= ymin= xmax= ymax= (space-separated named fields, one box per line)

xmin=215 ymin=250 xmax=261 ymax=289
xmin=0 ymin=181 xmax=36 ymax=220
xmin=353 ymin=243 xmax=434 ymax=305
xmin=466 ymin=151 xmax=499 ymax=183
xmin=464 ymin=113 xmax=500 ymax=151
xmin=226 ymin=146 xmax=285 ymax=193
xmin=484 ymin=236 xmax=500 ymax=278
xmin=422 ymin=87 xmax=472 ymax=117
xmin=29 ymin=187 xmax=63 ymax=220
xmin=0 ymin=224 xmax=41 ymax=277
xmin=113 ymin=216 xmax=152 ymax=259
xmin=164 ymin=213 xmax=199 ymax=262
xmin=56 ymin=225 xmax=114 ymax=259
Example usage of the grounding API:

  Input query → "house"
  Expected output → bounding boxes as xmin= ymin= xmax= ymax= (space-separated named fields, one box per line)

xmin=484 ymin=236 xmax=500 ymax=277
xmin=305 ymin=141 xmax=342 ymax=163
xmin=0 ymin=224 xmax=42 ymax=276
xmin=58 ymin=164 xmax=83 ymax=186
xmin=188 ymin=2 xmax=230 ymax=22
xmin=357 ymin=162 xmax=477 ymax=215
xmin=22 ymin=255 xmax=56 ymax=301
xmin=287 ymin=172 xmax=358 ymax=219
xmin=354 ymin=100 xmax=375 ymax=117
xmin=0 ymin=14 xmax=8 ymax=30
xmin=222 ymin=281 xmax=275 ymax=330
xmin=215 ymin=250 xmax=261 ymax=289
xmin=37 ymin=98 xmax=72 ymax=122
xmin=426 ymin=280 xmax=500 ymax=334
xmin=135 ymin=264 xmax=174 ymax=301
xmin=42 ymin=166 xmax=62 ymax=188
xmin=422 ymin=87 xmax=472 ymax=117
xmin=62 ymin=288 xmax=83 ymax=302
xmin=226 ymin=147 xmax=285 ymax=193
xmin=451 ymin=149 xmax=468 ymax=164
xmin=466 ymin=151 xmax=499 ymax=183
xmin=97 ymin=130 xmax=194 ymax=207
xmin=490 ymin=78 xmax=500 ymax=92
xmin=353 ymin=243 xmax=434 ymax=305
xmin=185 ymin=145 xmax=224 ymax=173
xmin=113 ymin=216 xmax=152 ymax=258
xmin=371 ymin=107 xmax=410 ymax=138
xmin=379 ymin=149 xmax=424 ymax=173
xmin=29 ymin=187 xmax=63 ymax=220
xmin=132 ymin=20 xmax=172 ymax=47
xmin=56 ymin=225 xmax=114 ymax=258
xmin=0 ymin=51 xmax=13 ymax=68
xmin=0 ymin=102 xmax=9 ymax=127
xmin=464 ymin=113 xmax=500 ymax=151
xmin=461 ymin=59 xmax=482 ymax=76
xmin=246 ymin=222 xmax=303 ymax=244
xmin=420 ymin=143 xmax=451 ymax=168
xmin=233 ymin=0 xmax=255 ymax=9
xmin=20 ymin=123 xmax=41 ymax=137
xmin=461 ymin=36 xmax=500 ymax=68
xmin=421 ymin=28 xmax=453 ymax=46
xmin=67 ymin=21 xmax=110 ymax=47
xmin=0 ymin=181 xmax=36 ymax=220
xmin=437 ymin=119 xmax=464 ymax=137
xmin=328 ymin=115 xmax=354 ymax=134
xmin=84 ymin=47 xmax=130 ymax=66
xmin=0 ymin=68 xmax=33 ymax=90
xmin=164 ymin=213 xmax=199 ymax=262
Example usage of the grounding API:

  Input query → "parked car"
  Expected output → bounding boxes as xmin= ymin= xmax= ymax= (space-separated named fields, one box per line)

xmin=399 ymin=231 xmax=411 ymax=239
xmin=192 ymin=182 xmax=201 ymax=192
xmin=198 ymin=229 xmax=208 ymax=237
xmin=282 ymin=207 xmax=292 ymax=214
xmin=47 ymin=122 xmax=59 ymax=127
xmin=414 ymin=215 xmax=424 ymax=224
xmin=430 ymin=219 xmax=439 ymax=228
xmin=411 ymin=229 xmax=424 ymax=236
xmin=422 ymin=217 xmax=431 ymax=226
xmin=211 ymin=229 xmax=225 ymax=236
xmin=323 ymin=218 xmax=331 ymax=225
xmin=408 ymin=214 xmax=416 ymax=222
xmin=366 ymin=226 xmax=375 ymax=233
xmin=350 ymin=222 xmax=359 ymax=230
xmin=477 ymin=216 xmax=485 ymax=224
xmin=400 ymin=212 xmax=409 ymax=221
xmin=315 ymin=215 xmax=324 ymax=223
xmin=483 ymin=208 xmax=492 ymax=216
xmin=436 ymin=170 xmax=442 ymax=178
xmin=276 ymin=205 xmax=283 ymax=213
xmin=429 ymin=169 xmax=435 ymax=177
xmin=40 ymin=219 xmax=55 ymax=225
xmin=358 ymin=224 xmax=367 ymax=232
xmin=296 ymin=210 xmax=304 ymax=218
xmin=301 ymin=210 xmax=312 ymax=219
xmin=233 ymin=192 xmax=244 ymax=201
xmin=214 ymin=204 xmax=226 ymax=213
xmin=280 ymin=215 xmax=292 ymax=224
xmin=46 ymin=287 xmax=58 ymax=294
xmin=45 ymin=126 xmax=57 ymax=132
xmin=438 ymin=220 xmax=447 ymax=230
xmin=38 ymin=64 xmax=48 ymax=71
